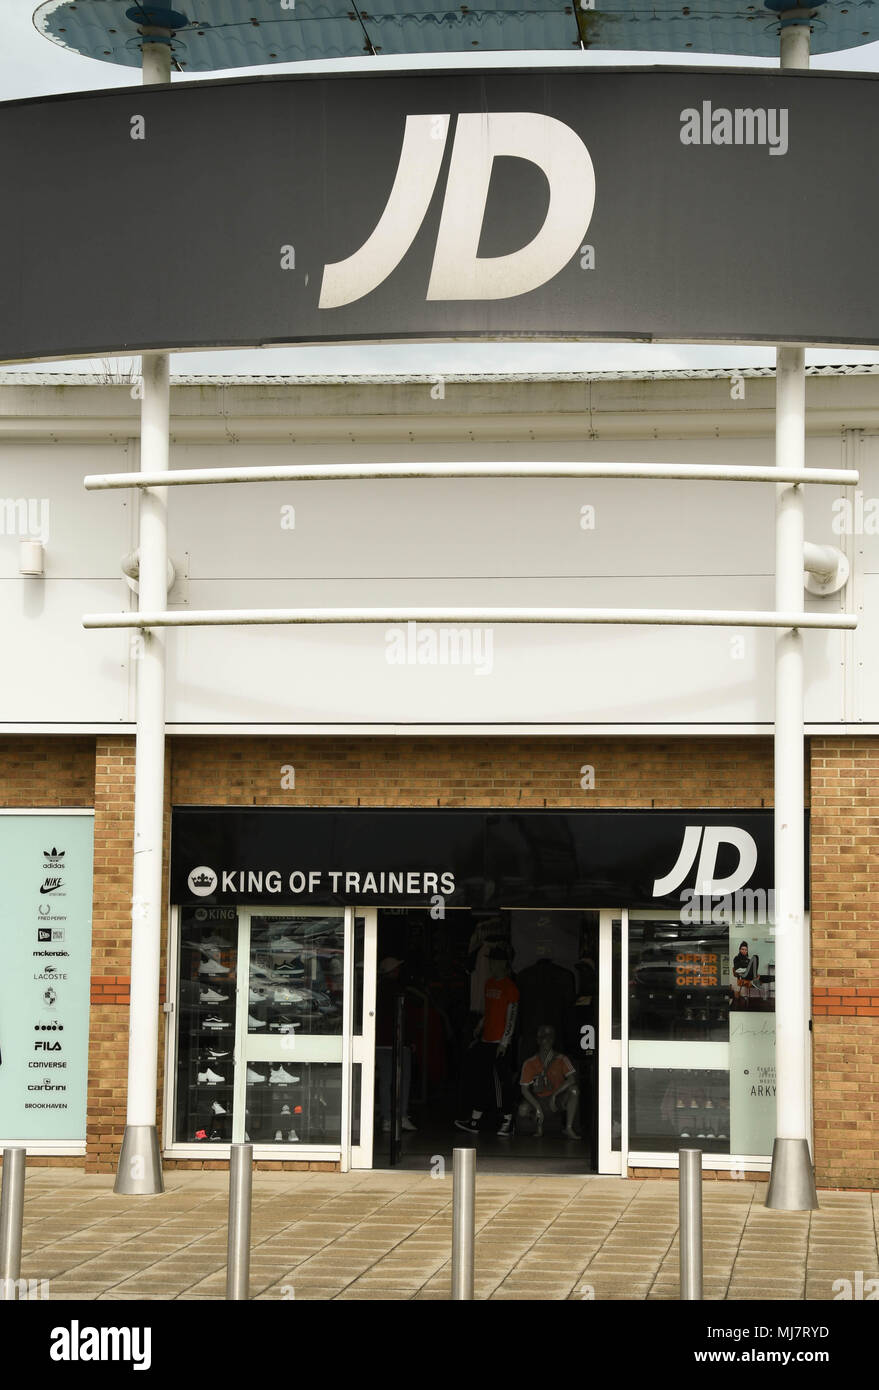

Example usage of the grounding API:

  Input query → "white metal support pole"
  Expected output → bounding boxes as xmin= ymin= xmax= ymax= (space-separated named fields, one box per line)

xmin=766 ymin=10 xmax=819 ymax=1211
xmin=114 ymin=26 xmax=172 ymax=1196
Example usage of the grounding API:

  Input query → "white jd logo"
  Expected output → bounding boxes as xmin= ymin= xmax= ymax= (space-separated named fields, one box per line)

xmin=652 ymin=826 xmax=759 ymax=898
xmin=319 ymin=112 xmax=596 ymax=309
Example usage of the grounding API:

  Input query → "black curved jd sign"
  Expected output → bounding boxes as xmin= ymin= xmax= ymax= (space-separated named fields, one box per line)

xmin=1 ymin=66 xmax=878 ymax=362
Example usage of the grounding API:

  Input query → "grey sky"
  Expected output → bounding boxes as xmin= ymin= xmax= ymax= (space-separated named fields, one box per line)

xmin=4 ymin=1 xmax=879 ymax=376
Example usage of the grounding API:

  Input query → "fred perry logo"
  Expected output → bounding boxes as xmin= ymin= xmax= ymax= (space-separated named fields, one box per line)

xmin=188 ymin=866 xmax=218 ymax=897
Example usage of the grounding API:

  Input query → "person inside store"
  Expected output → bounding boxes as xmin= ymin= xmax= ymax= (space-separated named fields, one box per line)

xmin=731 ymin=940 xmax=761 ymax=1009
xmin=375 ymin=956 xmax=417 ymax=1134
xmin=455 ymin=948 xmax=519 ymax=1137
xmin=518 ymin=1023 xmax=580 ymax=1139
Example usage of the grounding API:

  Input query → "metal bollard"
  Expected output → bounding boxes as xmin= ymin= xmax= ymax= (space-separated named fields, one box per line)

xmin=679 ymin=1147 xmax=703 ymax=1300
xmin=451 ymin=1146 xmax=475 ymax=1300
xmin=226 ymin=1142 xmax=253 ymax=1300
xmin=0 ymin=1148 xmax=26 ymax=1300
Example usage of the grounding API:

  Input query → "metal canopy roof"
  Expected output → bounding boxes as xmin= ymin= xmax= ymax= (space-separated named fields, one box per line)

xmin=33 ymin=0 xmax=877 ymax=67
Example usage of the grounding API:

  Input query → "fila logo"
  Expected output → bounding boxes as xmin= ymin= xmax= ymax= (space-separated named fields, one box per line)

xmin=652 ymin=826 xmax=759 ymax=898
xmin=319 ymin=112 xmax=596 ymax=309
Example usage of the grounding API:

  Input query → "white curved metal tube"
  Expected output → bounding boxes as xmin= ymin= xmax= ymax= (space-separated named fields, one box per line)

xmin=83 ymin=607 xmax=858 ymax=631
xmin=84 ymin=461 xmax=860 ymax=490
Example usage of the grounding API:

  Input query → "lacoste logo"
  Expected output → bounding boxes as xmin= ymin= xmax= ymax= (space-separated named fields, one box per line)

xmin=320 ymin=111 xmax=595 ymax=309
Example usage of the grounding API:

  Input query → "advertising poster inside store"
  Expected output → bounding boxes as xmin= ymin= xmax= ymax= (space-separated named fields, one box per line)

xmin=0 ymin=814 xmax=94 ymax=1143
xmin=728 ymin=928 xmax=777 ymax=1156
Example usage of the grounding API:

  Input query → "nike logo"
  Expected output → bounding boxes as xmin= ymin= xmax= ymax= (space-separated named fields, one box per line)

xmin=40 ymin=879 xmax=64 ymax=894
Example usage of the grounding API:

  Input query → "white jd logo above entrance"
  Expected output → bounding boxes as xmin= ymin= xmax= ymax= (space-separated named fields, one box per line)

xmin=319 ymin=112 xmax=596 ymax=309
xmin=652 ymin=826 xmax=759 ymax=898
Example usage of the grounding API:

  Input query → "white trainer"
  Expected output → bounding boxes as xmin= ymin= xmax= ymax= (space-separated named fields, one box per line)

xmin=199 ymin=957 xmax=230 ymax=976
xmin=269 ymin=1065 xmax=300 ymax=1084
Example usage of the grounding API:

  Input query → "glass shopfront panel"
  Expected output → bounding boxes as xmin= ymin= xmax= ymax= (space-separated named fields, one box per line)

xmin=172 ymin=907 xmax=347 ymax=1149
xmin=175 ymin=907 xmax=240 ymax=1145
xmin=628 ymin=913 xmax=776 ymax=1158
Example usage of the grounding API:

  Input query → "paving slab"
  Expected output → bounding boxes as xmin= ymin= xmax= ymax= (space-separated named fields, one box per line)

xmin=10 ymin=1168 xmax=878 ymax=1301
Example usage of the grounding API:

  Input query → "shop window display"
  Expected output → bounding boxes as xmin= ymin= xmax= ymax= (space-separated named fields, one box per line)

xmin=175 ymin=907 xmax=240 ymax=1144
xmin=628 ymin=915 xmax=776 ymax=1157
xmin=173 ymin=909 xmax=346 ymax=1147
xmin=629 ymin=1068 xmax=730 ymax=1152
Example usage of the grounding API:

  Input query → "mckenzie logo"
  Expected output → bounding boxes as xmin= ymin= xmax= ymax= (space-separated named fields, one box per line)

xmin=50 ymin=1321 xmax=151 ymax=1370
xmin=319 ymin=112 xmax=595 ymax=308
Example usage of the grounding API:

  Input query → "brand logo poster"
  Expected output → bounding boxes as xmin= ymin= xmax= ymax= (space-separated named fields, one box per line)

xmin=0 ymin=815 xmax=93 ymax=1143
xmin=728 ymin=927 xmax=776 ymax=1156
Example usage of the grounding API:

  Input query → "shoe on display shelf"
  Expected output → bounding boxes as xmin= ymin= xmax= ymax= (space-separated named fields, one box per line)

xmin=269 ymin=938 xmax=299 ymax=953
xmin=274 ymin=965 xmax=307 ymax=981
xmin=269 ymin=1066 xmax=300 ymax=1084
xmin=211 ymin=1100 xmax=227 ymax=1115
xmin=274 ymin=1130 xmax=284 ymax=1142
xmin=197 ymin=1067 xmax=225 ymax=1085
xmin=203 ymin=1015 xmax=230 ymax=1030
xmin=402 ymin=1116 xmax=418 ymax=1133
xmin=206 ymin=1047 xmax=231 ymax=1060
xmin=199 ymin=957 xmax=231 ymax=976
xmin=269 ymin=1016 xmax=300 ymax=1033
xmin=280 ymin=1104 xmax=291 ymax=1116
xmin=248 ymin=1014 xmax=267 ymax=1029
xmin=200 ymin=987 xmax=229 ymax=1004
xmin=287 ymin=1130 xmax=300 ymax=1142
xmin=246 ymin=1066 xmax=267 ymax=1084
xmin=249 ymin=987 xmax=269 ymax=1004
xmin=273 ymin=987 xmax=308 ymax=1004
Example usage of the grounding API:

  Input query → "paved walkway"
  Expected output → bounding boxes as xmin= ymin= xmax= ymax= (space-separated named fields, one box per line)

xmin=13 ymin=1168 xmax=879 ymax=1300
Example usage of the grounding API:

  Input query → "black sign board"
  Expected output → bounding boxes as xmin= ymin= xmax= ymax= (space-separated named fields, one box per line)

xmin=2 ymin=68 xmax=878 ymax=362
xmin=171 ymin=807 xmax=805 ymax=911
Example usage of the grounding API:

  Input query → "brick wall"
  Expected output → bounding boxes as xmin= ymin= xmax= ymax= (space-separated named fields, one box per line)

xmin=0 ymin=736 xmax=94 ymax=806
xmin=809 ymin=736 xmax=879 ymax=1190
xmin=87 ymin=738 xmax=137 ymax=1173
xmin=170 ymin=734 xmax=779 ymax=808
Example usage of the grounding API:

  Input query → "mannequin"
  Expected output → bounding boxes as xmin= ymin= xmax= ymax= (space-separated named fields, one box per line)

xmin=455 ymin=950 xmax=519 ymax=1137
xmin=518 ymin=1023 xmax=580 ymax=1139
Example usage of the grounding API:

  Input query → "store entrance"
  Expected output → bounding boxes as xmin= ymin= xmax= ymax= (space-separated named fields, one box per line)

xmin=373 ymin=908 xmax=599 ymax=1173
